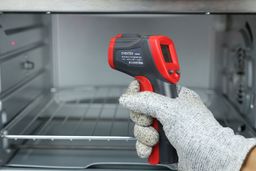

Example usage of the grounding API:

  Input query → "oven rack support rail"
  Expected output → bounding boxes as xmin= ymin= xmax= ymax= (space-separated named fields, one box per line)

xmin=1 ymin=135 xmax=136 ymax=141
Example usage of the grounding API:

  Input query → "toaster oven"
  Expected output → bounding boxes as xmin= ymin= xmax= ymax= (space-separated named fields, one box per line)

xmin=0 ymin=1 xmax=256 ymax=170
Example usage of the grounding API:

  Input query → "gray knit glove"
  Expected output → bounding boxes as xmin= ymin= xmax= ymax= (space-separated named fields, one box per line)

xmin=120 ymin=80 xmax=256 ymax=171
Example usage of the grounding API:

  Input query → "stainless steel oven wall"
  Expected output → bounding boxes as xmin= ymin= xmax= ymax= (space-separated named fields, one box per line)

xmin=52 ymin=15 xmax=226 ymax=90
xmin=221 ymin=15 xmax=256 ymax=129
xmin=0 ymin=14 xmax=53 ymax=166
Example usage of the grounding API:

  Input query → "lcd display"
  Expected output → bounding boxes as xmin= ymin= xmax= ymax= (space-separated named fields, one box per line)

xmin=161 ymin=45 xmax=172 ymax=63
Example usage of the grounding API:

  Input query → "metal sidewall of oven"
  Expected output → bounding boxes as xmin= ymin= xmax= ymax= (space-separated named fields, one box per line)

xmin=221 ymin=15 xmax=256 ymax=128
xmin=0 ymin=14 xmax=53 ymax=167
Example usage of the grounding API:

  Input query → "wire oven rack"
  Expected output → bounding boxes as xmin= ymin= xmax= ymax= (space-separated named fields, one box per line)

xmin=1 ymin=86 xmax=255 ymax=169
xmin=1 ymin=86 xmax=136 ymax=143
xmin=2 ymin=85 xmax=256 ymax=146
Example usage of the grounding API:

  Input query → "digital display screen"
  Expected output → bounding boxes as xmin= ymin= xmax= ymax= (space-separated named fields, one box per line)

xmin=161 ymin=45 xmax=172 ymax=63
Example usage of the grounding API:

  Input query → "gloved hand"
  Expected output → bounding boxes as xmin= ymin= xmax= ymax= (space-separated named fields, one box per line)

xmin=123 ymin=80 xmax=158 ymax=158
xmin=120 ymin=80 xmax=256 ymax=171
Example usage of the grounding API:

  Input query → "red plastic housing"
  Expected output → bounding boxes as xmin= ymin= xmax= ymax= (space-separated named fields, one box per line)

xmin=108 ymin=34 xmax=122 ymax=69
xmin=149 ymin=35 xmax=180 ymax=84
xmin=135 ymin=76 xmax=160 ymax=165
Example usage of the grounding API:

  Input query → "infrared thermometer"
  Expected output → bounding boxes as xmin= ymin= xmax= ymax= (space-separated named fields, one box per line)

xmin=108 ymin=34 xmax=180 ymax=165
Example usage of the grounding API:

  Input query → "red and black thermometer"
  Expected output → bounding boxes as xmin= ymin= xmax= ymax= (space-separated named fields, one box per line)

xmin=108 ymin=34 xmax=180 ymax=165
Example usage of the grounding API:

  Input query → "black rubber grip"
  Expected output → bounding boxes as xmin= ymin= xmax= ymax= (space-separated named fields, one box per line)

xmin=150 ymin=79 xmax=178 ymax=164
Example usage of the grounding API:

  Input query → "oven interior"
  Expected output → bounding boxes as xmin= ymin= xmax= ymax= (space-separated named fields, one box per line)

xmin=0 ymin=14 xmax=256 ymax=170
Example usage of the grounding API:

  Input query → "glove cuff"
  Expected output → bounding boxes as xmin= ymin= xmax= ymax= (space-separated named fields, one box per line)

xmin=177 ymin=130 xmax=256 ymax=171
xmin=225 ymin=137 xmax=256 ymax=171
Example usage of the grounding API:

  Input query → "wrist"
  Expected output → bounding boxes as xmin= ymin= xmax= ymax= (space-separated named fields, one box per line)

xmin=241 ymin=146 xmax=256 ymax=171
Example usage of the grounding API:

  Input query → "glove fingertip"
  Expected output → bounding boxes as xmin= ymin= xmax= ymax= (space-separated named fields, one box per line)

xmin=134 ymin=125 xmax=159 ymax=146
xmin=119 ymin=94 xmax=133 ymax=108
xmin=119 ymin=91 xmax=161 ymax=118
xmin=119 ymin=94 xmax=147 ymax=114
xmin=130 ymin=111 xmax=153 ymax=127
xmin=126 ymin=80 xmax=140 ymax=94
xmin=136 ymin=141 xmax=152 ymax=158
